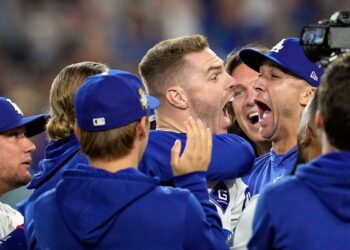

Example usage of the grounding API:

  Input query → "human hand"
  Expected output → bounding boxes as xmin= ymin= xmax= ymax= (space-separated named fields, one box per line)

xmin=171 ymin=117 xmax=212 ymax=176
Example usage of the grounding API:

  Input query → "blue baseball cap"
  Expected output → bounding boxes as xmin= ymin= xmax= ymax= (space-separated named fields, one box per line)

xmin=0 ymin=97 xmax=47 ymax=137
xmin=239 ymin=37 xmax=324 ymax=87
xmin=74 ymin=69 xmax=160 ymax=131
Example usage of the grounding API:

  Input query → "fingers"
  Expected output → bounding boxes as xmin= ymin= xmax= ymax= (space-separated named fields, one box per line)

xmin=170 ymin=139 xmax=181 ymax=175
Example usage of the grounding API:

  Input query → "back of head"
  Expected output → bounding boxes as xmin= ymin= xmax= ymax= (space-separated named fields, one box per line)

xmin=47 ymin=62 xmax=109 ymax=140
xmin=139 ymin=34 xmax=208 ymax=99
xmin=74 ymin=69 xmax=159 ymax=162
xmin=318 ymin=53 xmax=350 ymax=151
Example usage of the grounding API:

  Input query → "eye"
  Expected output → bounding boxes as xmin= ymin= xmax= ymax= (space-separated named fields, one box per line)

xmin=234 ymin=89 xmax=245 ymax=97
xmin=210 ymin=73 xmax=219 ymax=81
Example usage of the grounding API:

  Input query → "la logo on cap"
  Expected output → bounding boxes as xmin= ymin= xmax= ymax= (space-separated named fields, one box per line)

xmin=270 ymin=39 xmax=286 ymax=53
xmin=7 ymin=98 xmax=23 ymax=115
xmin=310 ymin=71 xmax=318 ymax=81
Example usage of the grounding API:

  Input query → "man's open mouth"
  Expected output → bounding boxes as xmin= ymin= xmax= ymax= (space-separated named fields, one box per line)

xmin=247 ymin=112 xmax=259 ymax=125
xmin=255 ymin=100 xmax=272 ymax=121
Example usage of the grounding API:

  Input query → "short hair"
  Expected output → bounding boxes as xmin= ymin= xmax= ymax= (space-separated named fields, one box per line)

xmin=139 ymin=34 xmax=208 ymax=98
xmin=47 ymin=62 xmax=109 ymax=140
xmin=318 ymin=53 xmax=350 ymax=151
xmin=79 ymin=119 xmax=142 ymax=161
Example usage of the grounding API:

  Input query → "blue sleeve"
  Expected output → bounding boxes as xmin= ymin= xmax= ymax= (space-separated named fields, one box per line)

xmin=247 ymin=190 xmax=275 ymax=250
xmin=207 ymin=134 xmax=255 ymax=180
xmin=0 ymin=226 xmax=27 ymax=250
xmin=175 ymin=172 xmax=228 ymax=250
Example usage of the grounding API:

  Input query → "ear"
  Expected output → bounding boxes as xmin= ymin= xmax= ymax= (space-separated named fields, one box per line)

xmin=74 ymin=123 xmax=81 ymax=140
xmin=299 ymin=86 xmax=316 ymax=107
xmin=136 ymin=117 xmax=149 ymax=141
xmin=300 ymin=125 xmax=312 ymax=146
xmin=165 ymin=86 xmax=188 ymax=109
xmin=315 ymin=110 xmax=324 ymax=130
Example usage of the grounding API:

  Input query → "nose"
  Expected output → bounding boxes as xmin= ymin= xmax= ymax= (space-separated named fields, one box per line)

xmin=246 ymin=85 xmax=256 ymax=106
xmin=23 ymin=137 xmax=36 ymax=153
xmin=252 ymin=77 xmax=266 ymax=98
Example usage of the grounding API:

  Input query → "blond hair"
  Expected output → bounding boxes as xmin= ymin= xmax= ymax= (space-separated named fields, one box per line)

xmin=47 ymin=62 xmax=108 ymax=140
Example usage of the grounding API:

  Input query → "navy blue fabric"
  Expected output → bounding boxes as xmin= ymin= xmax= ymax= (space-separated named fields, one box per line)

xmin=139 ymin=130 xmax=255 ymax=182
xmin=22 ymin=135 xmax=88 ymax=249
xmin=249 ymin=152 xmax=350 ymax=250
xmin=33 ymin=166 xmax=228 ymax=250
xmin=0 ymin=227 xmax=27 ymax=250
xmin=245 ymin=146 xmax=297 ymax=195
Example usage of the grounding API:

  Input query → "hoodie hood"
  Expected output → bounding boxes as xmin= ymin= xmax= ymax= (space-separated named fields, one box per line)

xmin=55 ymin=165 xmax=158 ymax=247
xmin=296 ymin=152 xmax=350 ymax=221
xmin=28 ymin=134 xmax=87 ymax=188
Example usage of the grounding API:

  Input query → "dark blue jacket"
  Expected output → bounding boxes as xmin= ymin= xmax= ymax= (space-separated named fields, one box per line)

xmin=249 ymin=152 xmax=350 ymax=250
xmin=23 ymin=135 xmax=88 ymax=249
xmin=139 ymin=131 xmax=255 ymax=182
xmin=33 ymin=165 xmax=228 ymax=250
xmin=245 ymin=146 xmax=297 ymax=195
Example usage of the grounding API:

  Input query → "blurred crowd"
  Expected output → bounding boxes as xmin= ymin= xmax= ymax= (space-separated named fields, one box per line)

xmin=0 ymin=0 xmax=348 ymax=166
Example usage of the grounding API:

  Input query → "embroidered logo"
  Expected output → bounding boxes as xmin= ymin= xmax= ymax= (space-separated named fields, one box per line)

xmin=92 ymin=117 xmax=106 ymax=126
xmin=139 ymin=88 xmax=148 ymax=109
xmin=310 ymin=71 xmax=318 ymax=81
xmin=209 ymin=181 xmax=230 ymax=213
xmin=6 ymin=99 xmax=23 ymax=115
xmin=270 ymin=39 xmax=286 ymax=53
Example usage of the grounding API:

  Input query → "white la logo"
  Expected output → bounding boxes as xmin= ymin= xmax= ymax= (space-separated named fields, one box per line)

xmin=270 ymin=39 xmax=286 ymax=53
xmin=6 ymin=99 xmax=23 ymax=115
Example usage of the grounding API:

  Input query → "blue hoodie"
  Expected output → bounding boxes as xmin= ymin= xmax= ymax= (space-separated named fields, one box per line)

xmin=33 ymin=165 xmax=228 ymax=250
xmin=23 ymin=135 xmax=88 ymax=249
xmin=249 ymin=152 xmax=350 ymax=250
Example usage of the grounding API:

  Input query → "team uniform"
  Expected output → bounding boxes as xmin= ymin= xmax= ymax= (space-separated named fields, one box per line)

xmin=33 ymin=165 xmax=228 ymax=250
xmin=22 ymin=134 xmax=88 ymax=249
xmin=139 ymin=130 xmax=255 ymax=246
xmin=249 ymin=152 xmax=350 ymax=249
xmin=246 ymin=146 xmax=297 ymax=196
xmin=0 ymin=202 xmax=23 ymax=238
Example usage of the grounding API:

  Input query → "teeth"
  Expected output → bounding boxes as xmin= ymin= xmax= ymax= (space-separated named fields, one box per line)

xmin=248 ymin=112 xmax=258 ymax=119
xmin=228 ymin=96 xmax=234 ymax=102
xmin=263 ymin=110 xmax=271 ymax=118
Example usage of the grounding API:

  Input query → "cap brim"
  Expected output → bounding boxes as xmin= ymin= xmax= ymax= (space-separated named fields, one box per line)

xmin=147 ymin=95 xmax=160 ymax=110
xmin=239 ymin=49 xmax=288 ymax=74
xmin=21 ymin=114 xmax=49 ymax=137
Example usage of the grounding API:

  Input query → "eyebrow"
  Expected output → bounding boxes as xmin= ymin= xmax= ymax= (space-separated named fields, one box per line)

xmin=206 ymin=64 xmax=223 ymax=73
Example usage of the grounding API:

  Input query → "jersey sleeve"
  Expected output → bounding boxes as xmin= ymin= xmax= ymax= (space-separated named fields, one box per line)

xmin=175 ymin=172 xmax=228 ymax=249
xmin=207 ymin=134 xmax=255 ymax=181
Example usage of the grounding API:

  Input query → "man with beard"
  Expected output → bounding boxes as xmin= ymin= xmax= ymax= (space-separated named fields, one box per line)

xmin=0 ymin=97 xmax=46 ymax=239
xmin=139 ymin=34 xmax=255 ymax=247
xmin=239 ymin=37 xmax=324 ymax=196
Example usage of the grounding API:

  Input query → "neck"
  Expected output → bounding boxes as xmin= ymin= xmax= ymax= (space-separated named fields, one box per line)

xmin=0 ymin=184 xmax=11 ymax=197
xmin=272 ymin=136 xmax=296 ymax=154
xmin=254 ymin=141 xmax=272 ymax=156
xmin=89 ymin=152 xmax=139 ymax=173
xmin=156 ymin=111 xmax=186 ymax=133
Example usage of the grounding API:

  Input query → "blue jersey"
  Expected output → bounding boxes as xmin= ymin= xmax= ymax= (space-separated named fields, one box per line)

xmin=139 ymin=130 xmax=255 ymax=246
xmin=246 ymin=146 xmax=297 ymax=196
xmin=139 ymin=130 xmax=255 ymax=182
xmin=249 ymin=152 xmax=350 ymax=250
